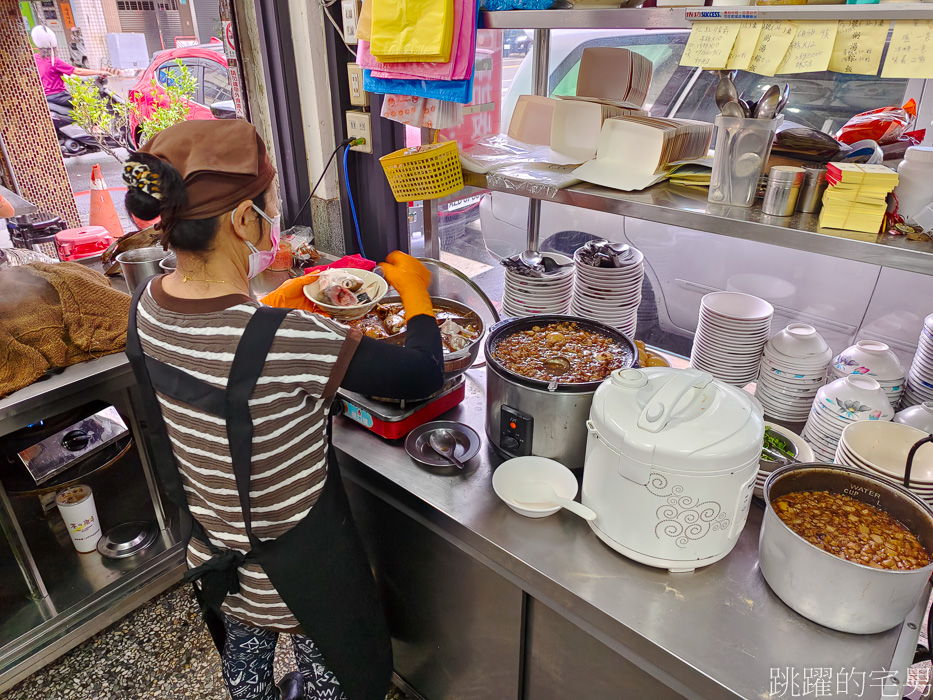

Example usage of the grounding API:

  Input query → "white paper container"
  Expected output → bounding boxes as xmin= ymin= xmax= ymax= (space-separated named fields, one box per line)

xmin=56 ymin=485 xmax=102 ymax=553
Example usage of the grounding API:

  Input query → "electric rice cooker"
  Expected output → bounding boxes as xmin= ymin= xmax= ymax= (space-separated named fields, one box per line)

xmin=582 ymin=367 xmax=764 ymax=572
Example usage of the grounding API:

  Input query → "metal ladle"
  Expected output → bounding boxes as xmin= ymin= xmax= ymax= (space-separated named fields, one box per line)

xmin=543 ymin=356 xmax=571 ymax=374
xmin=428 ymin=429 xmax=465 ymax=470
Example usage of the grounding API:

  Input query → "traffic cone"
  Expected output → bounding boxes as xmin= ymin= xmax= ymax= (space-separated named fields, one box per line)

xmin=89 ymin=164 xmax=125 ymax=238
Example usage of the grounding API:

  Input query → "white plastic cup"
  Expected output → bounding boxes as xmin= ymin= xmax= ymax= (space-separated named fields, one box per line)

xmin=56 ymin=485 xmax=102 ymax=553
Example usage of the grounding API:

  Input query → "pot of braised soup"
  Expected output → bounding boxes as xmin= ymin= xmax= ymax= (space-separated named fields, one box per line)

xmin=760 ymin=463 xmax=933 ymax=634
xmin=343 ymin=296 xmax=485 ymax=383
xmin=484 ymin=315 xmax=636 ymax=470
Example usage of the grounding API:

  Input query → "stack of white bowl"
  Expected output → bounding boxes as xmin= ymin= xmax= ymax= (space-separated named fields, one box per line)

xmin=830 ymin=340 xmax=907 ymax=411
xmin=502 ymin=253 xmax=574 ymax=318
xmin=905 ymin=313 xmax=933 ymax=408
xmin=570 ymin=247 xmax=644 ymax=337
xmin=689 ymin=292 xmax=774 ymax=387
xmin=836 ymin=421 xmax=933 ymax=506
xmin=802 ymin=374 xmax=895 ymax=462
xmin=755 ymin=324 xmax=832 ymax=423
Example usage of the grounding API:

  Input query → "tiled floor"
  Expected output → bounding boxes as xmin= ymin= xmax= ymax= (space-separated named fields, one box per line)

xmin=4 ymin=584 xmax=408 ymax=700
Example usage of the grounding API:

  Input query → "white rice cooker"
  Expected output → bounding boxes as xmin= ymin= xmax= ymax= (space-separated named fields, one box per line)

xmin=582 ymin=367 xmax=764 ymax=572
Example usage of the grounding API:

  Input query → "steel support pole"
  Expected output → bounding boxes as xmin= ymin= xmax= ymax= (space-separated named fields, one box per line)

xmin=421 ymin=128 xmax=441 ymax=259
xmin=526 ymin=29 xmax=550 ymax=254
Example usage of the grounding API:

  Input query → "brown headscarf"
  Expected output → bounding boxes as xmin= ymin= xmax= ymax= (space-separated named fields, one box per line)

xmin=138 ymin=120 xmax=276 ymax=226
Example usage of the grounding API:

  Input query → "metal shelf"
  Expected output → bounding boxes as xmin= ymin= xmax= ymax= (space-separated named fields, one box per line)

xmin=480 ymin=179 xmax=933 ymax=275
xmin=480 ymin=4 xmax=933 ymax=30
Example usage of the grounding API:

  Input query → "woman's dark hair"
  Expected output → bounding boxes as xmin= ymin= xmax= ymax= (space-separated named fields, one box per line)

xmin=124 ymin=152 xmax=266 ymax=253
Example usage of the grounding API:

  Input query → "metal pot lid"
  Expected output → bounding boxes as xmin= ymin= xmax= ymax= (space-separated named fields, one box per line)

xmin=484 ymin=314 xmax=636 ymax=393
xmin=97 ymin=521 xmax=158 ymax=559
xmin=589 ymin=367 xmax=764 ymax=474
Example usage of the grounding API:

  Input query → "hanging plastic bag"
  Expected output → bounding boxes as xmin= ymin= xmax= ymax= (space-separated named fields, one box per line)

xmin=364 ymin=69 xmax=474 ymax=104
xmin=369 ymin=0 xmax=454 ymax=63
xmin=359 ymin=0 xmax=476 ymax=81
xmin=835 ymin=99 xmax=917 ymax=146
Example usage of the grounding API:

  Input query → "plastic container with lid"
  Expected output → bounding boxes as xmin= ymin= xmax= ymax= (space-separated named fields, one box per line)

xmin=581 ymin=367 xmax=764 ymax=572
xmin=894 ymin=146 xmax=933 ymax=223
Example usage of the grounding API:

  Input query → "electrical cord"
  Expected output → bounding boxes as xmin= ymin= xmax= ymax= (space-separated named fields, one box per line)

xmin=291 ymin=138 xmax=356 ymax=226
xmin=343 ymin=146 xmax=365 ymax=257
xmin=320 ymin=0 xmax=357 ymax=57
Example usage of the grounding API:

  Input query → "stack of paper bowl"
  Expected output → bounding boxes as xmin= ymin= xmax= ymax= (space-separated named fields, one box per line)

xmin=755 ymin=324 xmax=832 ymax=423
xmin=830 ymin=340 xmax=907 ymax=410
xmin=802 ymin=375 xmax=895 ymax=463
xmin=570 ymin=247 xmax=644 ymax=336
xmin=836 ymin=421 xmax=933 ymax=506
xmin=689 ymin=292 xmax=774 ymax=387
xmin=905 ymin=313 xmax=933 ymax=408
xmin=502 ymin=253 xmax=574 ymax=318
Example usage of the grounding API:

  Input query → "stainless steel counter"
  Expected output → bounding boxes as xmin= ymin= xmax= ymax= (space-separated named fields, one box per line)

xmin=334 ymin=368 xmax=925 ymax=700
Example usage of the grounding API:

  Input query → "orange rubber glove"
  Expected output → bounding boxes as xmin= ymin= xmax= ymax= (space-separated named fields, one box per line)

xmin=380 ymin=251 xmax=434 ymax=319
xmin=261 ymin=272 xmax=321 ymax=313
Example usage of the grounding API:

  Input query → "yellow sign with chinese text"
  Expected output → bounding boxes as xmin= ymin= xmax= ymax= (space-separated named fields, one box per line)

xmin=881 ymin=20 xmax=933 ymax=79
xmin=748 ymin=22 xmax=798 ymax=77
xmin=829 ymin=20 xmax=890 ymax=76
xmin=777 ymin=21 xmax=838 ymax=74
xmin=680 ymin=22 xmax=741 ymax=68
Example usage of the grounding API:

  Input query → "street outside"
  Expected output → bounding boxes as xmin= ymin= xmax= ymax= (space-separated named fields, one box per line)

xmin=64 ymin=75 xmax=137 ymax=233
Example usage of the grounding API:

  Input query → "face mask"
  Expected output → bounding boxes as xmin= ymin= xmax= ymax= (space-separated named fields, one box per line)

xmin=236 ymin=203 xmax=281 ymax=279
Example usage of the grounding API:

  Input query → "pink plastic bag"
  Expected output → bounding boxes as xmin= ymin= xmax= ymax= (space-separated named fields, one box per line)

xmin=357 ymin=0 xmax=475 ymax=81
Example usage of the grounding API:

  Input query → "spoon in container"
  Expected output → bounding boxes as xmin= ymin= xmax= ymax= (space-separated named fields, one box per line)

xmin=715 ymin=77 xmax=739 ymax=113
xmin=721 ymin=101 xmax=745 ymax=119
xmin=519 ymin=250 xmax=544 ymax=269
xmin=777 ymin=83 xmax=790 ymax=116
xmin=754 ymin=84 xmax=782 ymax=119
xmin=513 ymin=482 xmax=597 ymax=521
xmin=429 ymin=429 xmax=465 ymax=470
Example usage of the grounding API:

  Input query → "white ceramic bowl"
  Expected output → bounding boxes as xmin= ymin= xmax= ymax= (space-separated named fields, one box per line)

xmin=895 ymin=402 xmax=933 ymax=433
xmin=816 ymin=375 xmax=894 ymax=422
xmin=701 ymin=291 xmax=774 ymax=322
xmin=833 ymin=340 xmax=906 ymax=382
xmin=840 ymin=421 xmax=933 ymax=482
xmin=768 ymin=324 xmax=830 ymax=359
xmin=492 ymin=456 xmax=580 ymax=518
xmin=303 ymin=269 xmax=388 ymax=320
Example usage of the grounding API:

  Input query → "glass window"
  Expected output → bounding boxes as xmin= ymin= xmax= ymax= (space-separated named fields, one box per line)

xmin=201 ymin=61 xmax=232 ymax=106
xmin=156 ymin=59 xmax=198 ymax=89
xmin=673 ymin=70 xmax=910 ymax=134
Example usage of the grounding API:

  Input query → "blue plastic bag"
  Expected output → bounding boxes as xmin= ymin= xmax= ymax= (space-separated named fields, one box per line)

xmin=363 ymin=69 xmax=475 ymax=105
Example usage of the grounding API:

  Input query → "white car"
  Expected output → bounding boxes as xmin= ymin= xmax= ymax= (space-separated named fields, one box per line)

xmin=479 ymin=29 xmax=932 ymax=365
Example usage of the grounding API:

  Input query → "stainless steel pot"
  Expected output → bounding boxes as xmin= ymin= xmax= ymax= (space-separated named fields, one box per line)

xmin=484 ymin=315 xmax=636 ymax=470
xmin=760 ymin=463 xmax=933 ymax=634
xmin=374 ymin=296 xmax=485 ymax=384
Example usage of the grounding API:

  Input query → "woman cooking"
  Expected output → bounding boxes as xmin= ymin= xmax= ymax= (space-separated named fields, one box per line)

xmin=121 ymin=120 xmax=444 ymax=700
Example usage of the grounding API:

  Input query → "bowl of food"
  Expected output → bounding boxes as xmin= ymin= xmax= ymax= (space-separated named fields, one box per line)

xmin=343 ymin=296 xmax=485 ymax=382
xmin=303 ymin=268 xmax=388 ymax=320
xmin=760 ymin=463 xmax=933 ymax=634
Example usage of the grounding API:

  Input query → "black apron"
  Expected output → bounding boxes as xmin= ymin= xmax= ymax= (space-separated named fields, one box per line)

xmin=124 ymin=281 xmax=392 ymax=700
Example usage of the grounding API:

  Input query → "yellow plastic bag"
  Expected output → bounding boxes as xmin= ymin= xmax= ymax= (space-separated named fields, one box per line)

xmin=369 ymin=0 xmax=454 ymax=63
xmin=357 ymin=0 xmax=372 ymax=42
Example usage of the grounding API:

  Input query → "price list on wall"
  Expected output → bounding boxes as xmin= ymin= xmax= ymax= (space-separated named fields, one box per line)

xmin=680 ymin=16 xmax=933 ymax=79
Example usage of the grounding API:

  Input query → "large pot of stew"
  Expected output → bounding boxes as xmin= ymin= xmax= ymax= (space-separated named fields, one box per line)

xmin=760 ymin=463 xmax=933 ymax=634
xmin=484 ymin=315 xmax=636 ymax=470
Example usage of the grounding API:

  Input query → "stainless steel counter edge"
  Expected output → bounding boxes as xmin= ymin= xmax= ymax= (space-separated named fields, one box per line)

xmin=333 ymin=369 xmax=911 ymax=700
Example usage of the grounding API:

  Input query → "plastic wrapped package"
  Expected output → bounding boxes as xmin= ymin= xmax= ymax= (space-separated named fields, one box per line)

xmin=486 ymin=163 xmax=580 ymax=199
xmin=459 ymin=134 xmax=553 ymax=174
xmin=482 ymin=0 xmax=555 ymax=10
xmin=835 ymin=99 xmax=917 ymax=146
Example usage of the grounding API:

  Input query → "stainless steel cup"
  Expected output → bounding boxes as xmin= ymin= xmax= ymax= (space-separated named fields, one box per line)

xmin=796 ymin=168 xmax=829 ymax=214
xmin=762 ymin=166 xmax=805 ymax=216
xmin=117 ymin=248 xmax=168 ymax=291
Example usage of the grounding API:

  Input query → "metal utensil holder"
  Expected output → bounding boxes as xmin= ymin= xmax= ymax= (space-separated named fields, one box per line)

xmin=708 ymin=115 xmax=783 ymax=208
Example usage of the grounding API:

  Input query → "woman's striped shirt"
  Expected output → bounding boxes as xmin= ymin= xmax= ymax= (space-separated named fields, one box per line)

xmin=138 ymin=278 xmax=361 ymax=630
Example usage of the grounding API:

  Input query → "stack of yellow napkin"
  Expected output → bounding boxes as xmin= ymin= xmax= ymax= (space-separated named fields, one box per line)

xmin=368 ymin=0 xmax=454 ymax=63
xmin=819 ymin=163 xmax=899 ymax=234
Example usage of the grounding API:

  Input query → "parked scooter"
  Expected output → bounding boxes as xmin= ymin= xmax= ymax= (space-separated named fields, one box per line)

xmin=50 ymin=75 xmax=127 ymax=158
